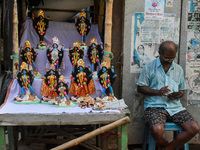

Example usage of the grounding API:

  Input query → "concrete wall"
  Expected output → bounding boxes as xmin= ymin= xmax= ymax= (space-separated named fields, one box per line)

xmin=122 ymin=0 xmax=200 ymax=144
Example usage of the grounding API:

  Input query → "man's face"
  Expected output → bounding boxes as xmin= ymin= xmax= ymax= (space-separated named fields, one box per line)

xmin=138 ymin=46 xmax=144 ymax=55
xmin=160 ymin=50 xmax=176 ymax=65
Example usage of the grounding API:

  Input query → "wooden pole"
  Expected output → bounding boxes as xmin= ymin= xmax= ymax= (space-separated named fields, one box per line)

xmin=12 ymin=0 xmax=19 ymax=77
xmin=98 ymin=0 xmax=105 ymax=42
xmin=51 ymin=116 xmax=130 ymax=150
xmin=21 ymin=0 xmax=27 ymax=22
xmin=104 ymin=0 xmax=113 ymax=67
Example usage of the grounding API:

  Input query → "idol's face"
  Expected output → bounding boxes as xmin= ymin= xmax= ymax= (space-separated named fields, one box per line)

xmin=102 ymin=67 xmax=107 ymax=72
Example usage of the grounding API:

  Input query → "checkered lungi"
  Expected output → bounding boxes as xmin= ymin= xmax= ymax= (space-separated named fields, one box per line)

xmin=145 ymin=107 xmax=194 ymax=128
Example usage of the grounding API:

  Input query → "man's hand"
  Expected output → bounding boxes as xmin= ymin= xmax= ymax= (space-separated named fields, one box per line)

xmin=137 ymin=86 xmax=170 ymax=96
xmin=167 ymin=91 xmax=184 ymax=100
xmin=159 ymin=86 xmax=171 ymax=96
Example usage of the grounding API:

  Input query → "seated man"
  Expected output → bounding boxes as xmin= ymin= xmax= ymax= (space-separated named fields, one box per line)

xmin=137 ymin=41 xmax=199 ymax=150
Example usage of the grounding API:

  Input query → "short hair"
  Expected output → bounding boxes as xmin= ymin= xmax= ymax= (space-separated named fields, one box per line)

xmin=159 ymin=41 xmax=177 ymax=54
xmin=137 ymin=45 xmax=144 ymax=51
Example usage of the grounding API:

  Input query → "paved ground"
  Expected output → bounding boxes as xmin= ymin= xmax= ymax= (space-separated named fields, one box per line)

xmin=128 ymin=144 xmax=200 ymax=150
xmin=16 ymin=143 xmax=200 ymax=150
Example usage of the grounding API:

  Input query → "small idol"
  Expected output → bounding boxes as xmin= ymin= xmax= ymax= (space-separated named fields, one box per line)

xmin=20 ymin=41 xmax=41 ymax=78
xmin=53 ymin=75 xmax=75 ymax=107
xmin=75 ymin=11 xmax=92 ymax=45
xmin=87 ymin=38 xmax=104 ymax=71
xmin=46 ymin=36 xmax=64 ymax=70
xmin=14 ymin=62 xmax=40 ymax=104
xmin=40 ymin=65 xmax=60 ymax=104
xmin=96 ymin=61 xmax=118 ymax=102
xmin=32 ymin=9 xmax=49 ymax=49
xmin=69 ymin=41 xmax=84 ymax=66
xmin=69 ymin=59 xmax=95 ymax=108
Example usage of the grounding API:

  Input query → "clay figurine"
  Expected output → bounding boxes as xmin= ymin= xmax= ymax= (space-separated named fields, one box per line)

xmin=75 ymin=11 xmax=92 ymax=45
xmin=69 ymin=41 xmax=84 ymax=66
xmin=53 ymin=75 xmax=75 ymax=107
xmin=20 ymin=41 xmax=42 ymax=78
xmin=87 ymin=38 xmax=104 ymax=71
xmin=40 ymin=64 xmax=60 ymax=104
xmin=32 ymin=9 xmax=49 ymax=49
xmin=46 ymin=36 xmax=64 ymax=70
xmin=69 ymin=59 xmax=95 ymax=108
xmin=14 ymin=62 xmax=40 ymax=104
xmin=96 ymin=61 xmax=118 ymax=102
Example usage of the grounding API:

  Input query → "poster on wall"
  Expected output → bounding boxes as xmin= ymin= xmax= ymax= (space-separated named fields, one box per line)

xmin=130 ymin=13 xmax=179 ymax=73
xmin=166 ymin=0 xmax=173 ymax=7
xmin=145 ymin=0 xmax=164 ymax=20
xmin=186 ymin=0 xmax=200 ymax=106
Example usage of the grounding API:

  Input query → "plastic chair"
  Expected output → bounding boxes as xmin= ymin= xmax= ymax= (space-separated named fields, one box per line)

xmin=142 ymin=122 xmax=189 ymax=150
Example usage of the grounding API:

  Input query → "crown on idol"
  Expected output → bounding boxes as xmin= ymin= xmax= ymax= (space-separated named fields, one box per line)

xmin=77 ymin=59 xmax=85 ymax=68
xmin=59 ymin=75 xmax=65 ymax=83
xmin=52 ymin=36 xmax=60 ymax=45
xmin=37 ymin=9 xmax=44 ymax=17
xmin=50 ymin=64 xmax=55 ymax=70
xmin=101 ymin=61 xmax=109 ymax=68
xmin=79 ymin=11 xmax=86 ymax=18
xmin=21 ymin=62 xmax=28 ymax=71
xmin=24 ymin=40 xmax=31 ymax=48
xmin=73 ymin=41 xmax=80 ymax=49
xmin=91 ymin=38 xmax=98 ymax=45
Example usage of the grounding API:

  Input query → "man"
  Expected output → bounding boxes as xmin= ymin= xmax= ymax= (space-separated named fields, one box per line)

xmin=137 ymin=41 xmax=199 ymax=150
xmin=133 ymin=45 xmax=151 ymax=68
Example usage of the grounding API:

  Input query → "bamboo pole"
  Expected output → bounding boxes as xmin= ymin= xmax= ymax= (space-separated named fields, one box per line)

xmin=51 ymin=116 xmax=130 ymax=150
xmin=12 ymin=0 xmax=19 ymax=77
xmin=104 ymin=0 xmax=113 ymax=67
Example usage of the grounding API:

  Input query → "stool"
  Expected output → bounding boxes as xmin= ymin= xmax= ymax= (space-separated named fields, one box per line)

xmin=142 ymin=122 xmax=189 ymax=150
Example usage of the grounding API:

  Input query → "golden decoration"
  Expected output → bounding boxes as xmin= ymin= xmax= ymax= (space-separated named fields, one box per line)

xmin=24 ymin=40 xmax=31 ymax=48
xmin=91 ymin=38 xmax=98 ymax=45
xmin=79 ymin=11 xmax=86 ymax=18
xmin=21 ymin=62 xmax=28 ymax=71
xmin=73 ymin=41 xmax=80 ymax=49
xmin=37 ymin=9 xmax=44 ymax=17
xmin=77 ymin=59 xmax=85 ymax=68
xmin=101 ymin=61 xmax=109 ymax=68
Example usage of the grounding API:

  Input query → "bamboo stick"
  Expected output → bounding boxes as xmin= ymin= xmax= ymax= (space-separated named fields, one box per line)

xmin=12 ymin=0 xmax=19 ymax=77
xmin=104 ymin=0 xmax=113 ymax=67
xmin=51 ymin=116 xmax=130 ymax=150
xmin=42 ymin=126 xmax=102 ymax=150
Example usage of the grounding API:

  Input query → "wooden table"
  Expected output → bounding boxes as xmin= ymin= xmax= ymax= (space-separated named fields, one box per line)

xmin=0 ymin=109 xmax=130 ymax=150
